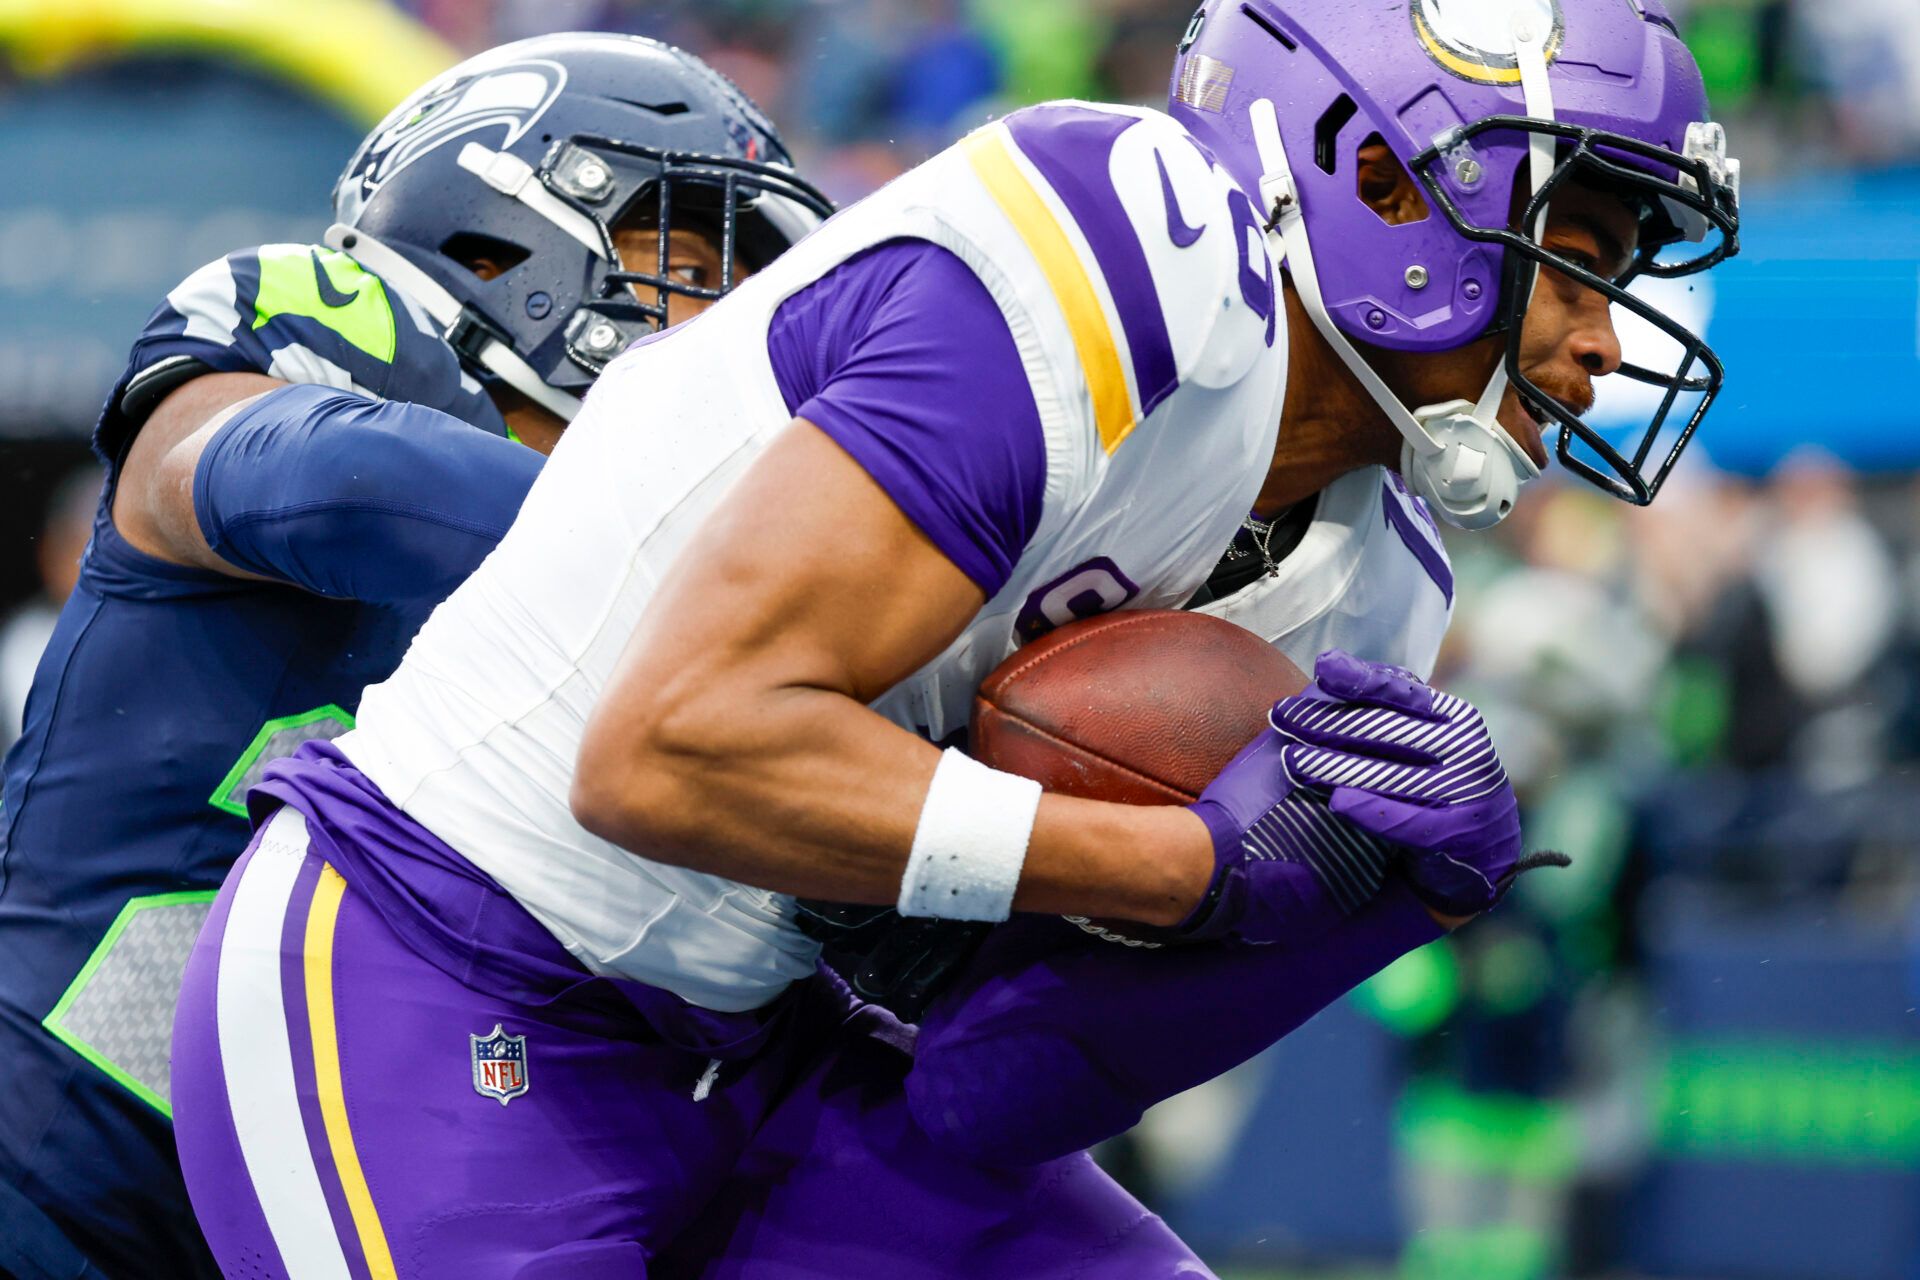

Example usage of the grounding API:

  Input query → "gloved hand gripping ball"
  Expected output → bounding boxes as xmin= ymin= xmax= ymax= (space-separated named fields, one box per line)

xmin=1270 ymin=651 xmax=1568 ymax=917
xmin=1180 ymin=732 xmax=1395 ymax=945
xmin=1183 ymin=650 xmax=1567 ymax=939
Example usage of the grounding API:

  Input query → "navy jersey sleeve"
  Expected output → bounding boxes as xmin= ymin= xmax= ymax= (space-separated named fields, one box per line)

xmin=96 ymin=243 xmax=505 ymax=470
xmin=765 ymin=238 xmax=1046 ymax=597
xmin=191 ymin=383 xmax=539 ymax=607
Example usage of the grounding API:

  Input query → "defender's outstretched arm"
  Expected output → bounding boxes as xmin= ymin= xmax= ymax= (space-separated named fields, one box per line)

xmin=114 ymin=375 xmax=540 ymax=606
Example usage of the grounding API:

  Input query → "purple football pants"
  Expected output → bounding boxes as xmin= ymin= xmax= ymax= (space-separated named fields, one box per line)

xmin=907 ymin=882 xmax=1444 ymax=1165
xmin=654 ymin=889 xmax=1438 ymax=1273
xmin=171 ymin=807 xmax=811 ymax=1278
xmin=653 ymin=987 xmax=1212 ymax=1280
xmin=173 ymin=809 xmax=1214 ymax=1278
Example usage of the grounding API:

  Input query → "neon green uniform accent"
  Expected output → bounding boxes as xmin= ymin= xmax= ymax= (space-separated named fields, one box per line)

xmin=253 ymin=244 xmax=398 ymax=364
xmin=43 ymin=891 xmax=219 ymax=1118
xmin=209 ymin=704 xmax=356 ymax=817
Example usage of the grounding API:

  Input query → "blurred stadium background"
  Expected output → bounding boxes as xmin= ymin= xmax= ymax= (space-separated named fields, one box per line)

xmin=2 ymin=1 xmax=1918 ymax=1277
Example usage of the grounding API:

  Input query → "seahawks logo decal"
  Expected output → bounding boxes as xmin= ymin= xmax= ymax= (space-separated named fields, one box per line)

xmin=1411 ymin=0 xmax=1564 ymax=86
xmin=337 ymin=58 xmax=567 ymax=222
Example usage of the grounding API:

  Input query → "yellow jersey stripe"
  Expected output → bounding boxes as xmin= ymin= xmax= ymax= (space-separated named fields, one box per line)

xmin=304 ymin=865 xmax=398 ymax=1280
xmin=961 ymin=128 xmax=1137 ymax=453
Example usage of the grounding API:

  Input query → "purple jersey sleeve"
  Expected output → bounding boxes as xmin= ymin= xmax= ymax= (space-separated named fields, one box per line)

xmin=766 ymin=238 xmax=1045 ymax=597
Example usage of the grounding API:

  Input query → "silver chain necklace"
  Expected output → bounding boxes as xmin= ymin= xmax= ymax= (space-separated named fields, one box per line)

xmin=1241 ymin=509 xmax=1286 ymax=575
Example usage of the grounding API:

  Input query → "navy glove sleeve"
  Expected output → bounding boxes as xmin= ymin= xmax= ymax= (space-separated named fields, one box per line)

xmin=192 ymin=383 xmax=540 ymax=606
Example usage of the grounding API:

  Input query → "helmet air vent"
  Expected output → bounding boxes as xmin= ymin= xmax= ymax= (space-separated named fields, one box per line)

xmin=1238 ymin=4 xmax=1297 ymax=52
xmin=440 ymin=232 xmax=532 ymax=279
xmin=613 ymin=98 xmax=691 ymax=116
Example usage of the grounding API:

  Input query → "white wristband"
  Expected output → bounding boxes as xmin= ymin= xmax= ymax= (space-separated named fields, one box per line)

xmin=898 ymin=748 xmax=1042 ymax=921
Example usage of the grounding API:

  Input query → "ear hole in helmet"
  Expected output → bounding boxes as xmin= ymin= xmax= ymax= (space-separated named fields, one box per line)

xmin=1314 ymin=95 xmax=1358 ymax=174
xmin=442 ymin=232 xmax=531 ymax=281
xmin=1355 ymin=132 xmax=1431 ymax=227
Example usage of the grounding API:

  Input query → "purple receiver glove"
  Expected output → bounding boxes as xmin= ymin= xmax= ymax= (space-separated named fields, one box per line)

xmin=1268 ymin=649 xmax=1566 ymax=916
xmin=1179 ymin=731 xmax=1395 ymax=944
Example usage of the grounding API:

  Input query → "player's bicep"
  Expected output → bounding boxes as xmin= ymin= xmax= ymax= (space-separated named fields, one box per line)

xmin=575 ymin=239 xmax=1044 ymax=845
xmin=188 ymin=385 xmax=539 ymax=603
xmin=112 ymin=371 xmax=286 ymax=575
xmin=599 ymin=418 xmax=986 ymax=734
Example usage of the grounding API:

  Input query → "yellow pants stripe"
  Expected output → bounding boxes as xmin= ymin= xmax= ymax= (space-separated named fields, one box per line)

xmin=962 ymin=127 xmax=1138 ymax=453
xmin=304 ymin=865 xmax=398 ymax=1280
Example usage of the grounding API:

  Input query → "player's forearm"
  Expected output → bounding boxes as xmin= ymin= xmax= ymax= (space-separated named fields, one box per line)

xmin=187 ymin=385 xmax=540 ymax=602
xmin=1019 ymin=796 xmax=1214 ymax=926
xmin=572 ymin=686 xmax=1210 ymax=927
xmin=572 ymin=421 xmax=1214 ymax=927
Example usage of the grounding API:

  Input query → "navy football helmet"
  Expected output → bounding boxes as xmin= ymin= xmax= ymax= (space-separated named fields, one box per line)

xmin=327 ymin=33 xmax=833 ymax=422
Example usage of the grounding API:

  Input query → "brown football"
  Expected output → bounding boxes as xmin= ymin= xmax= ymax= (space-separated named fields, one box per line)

xmin=971 ymin=610 xmax=1309 ymax=805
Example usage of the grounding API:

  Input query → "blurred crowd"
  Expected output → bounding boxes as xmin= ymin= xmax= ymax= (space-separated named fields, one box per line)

xmin=396 ymin=0 xmax=1203 ymax=203
xmin=391 ymin=0 xmax=1920 ymax=187
xmin=1389 ymin=456 xmax=1920 ymax=1277
xmin=4 ymin=1 xmax=1919 ymax=1276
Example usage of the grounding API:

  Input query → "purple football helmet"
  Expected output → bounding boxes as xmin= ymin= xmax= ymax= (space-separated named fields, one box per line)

xmin=1170 ymin=0 xmax=1740 ymax=524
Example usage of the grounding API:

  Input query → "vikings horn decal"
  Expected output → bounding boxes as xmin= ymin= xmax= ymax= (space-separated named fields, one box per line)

xmin=338 ymin=59 xmax=568 ymax=222
xmin=1409 ymin=0 xmax=1564 ymax=85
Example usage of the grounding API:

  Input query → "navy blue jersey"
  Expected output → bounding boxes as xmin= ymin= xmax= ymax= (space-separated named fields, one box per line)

xmin=0 ymin=245 xmax=537 ymax=1279
xmin=99 ymin=241 xmax=505 ymax=462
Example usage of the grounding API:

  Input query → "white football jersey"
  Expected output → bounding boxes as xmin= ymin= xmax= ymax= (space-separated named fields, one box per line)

xmin=1196 ymin=466 xmax=1455 ymax=681
xmin=340 ymin=102 xmax=1289 ymax=1010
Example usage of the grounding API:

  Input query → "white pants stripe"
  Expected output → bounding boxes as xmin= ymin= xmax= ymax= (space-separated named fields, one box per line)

xmin=214 ymin=808 xmax=354 ymax=1280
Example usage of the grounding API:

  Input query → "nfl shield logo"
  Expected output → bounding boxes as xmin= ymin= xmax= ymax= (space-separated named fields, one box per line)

xmin=470 ymin=1024 xmax=529 ymax=1105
